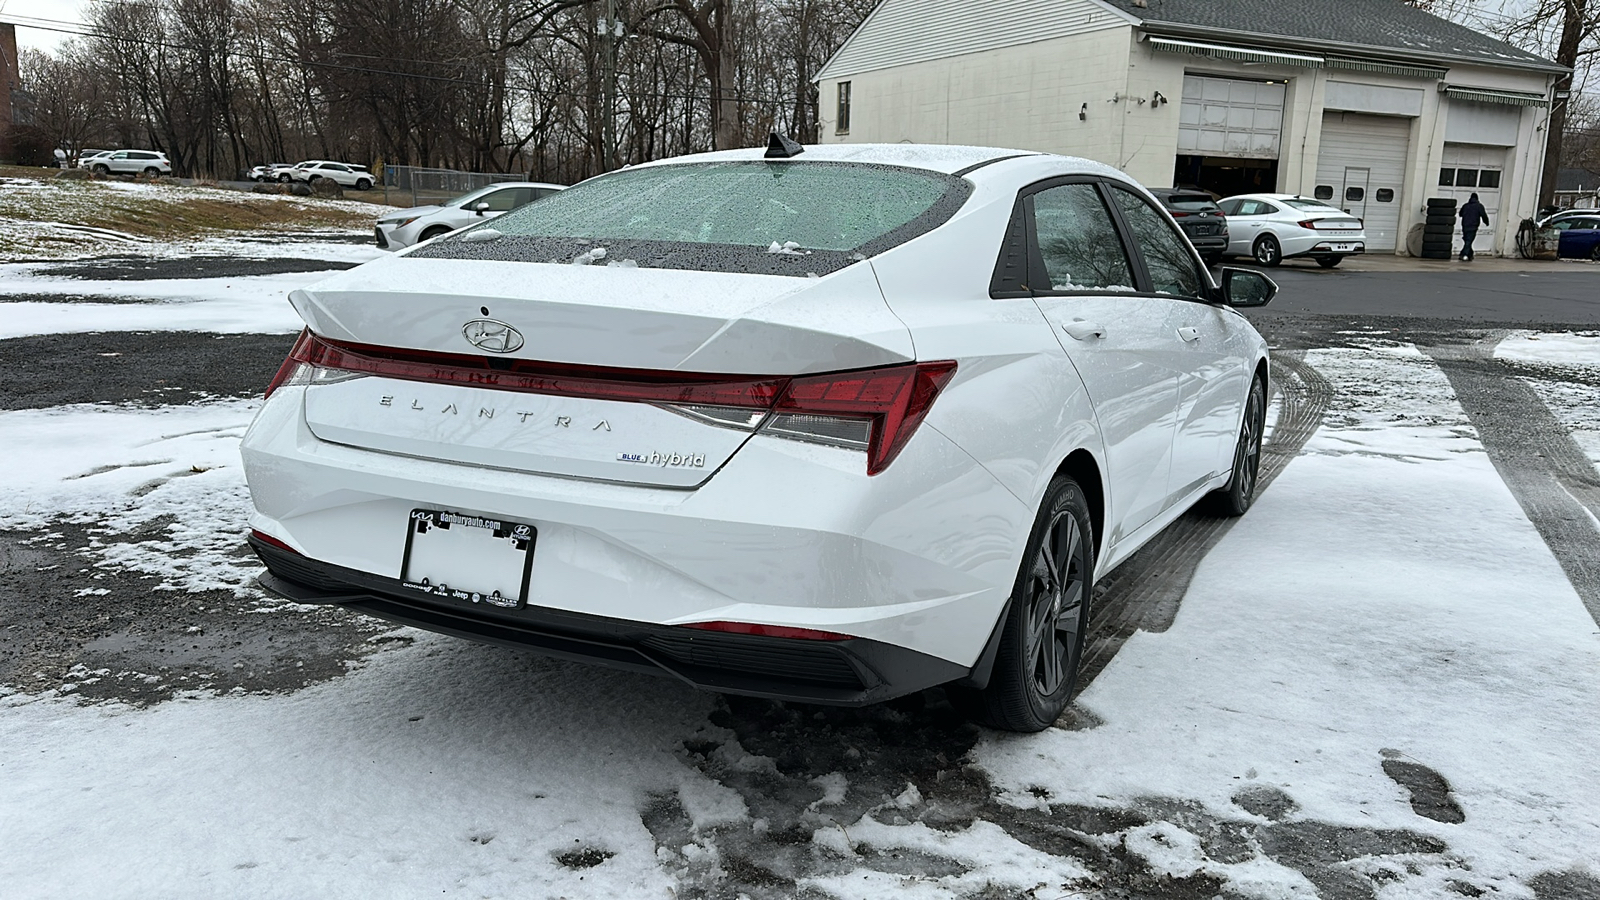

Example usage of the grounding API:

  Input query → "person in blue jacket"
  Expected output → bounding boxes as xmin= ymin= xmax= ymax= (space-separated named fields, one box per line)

xmin=1459 ymin=193 xmax=1489 ymax=261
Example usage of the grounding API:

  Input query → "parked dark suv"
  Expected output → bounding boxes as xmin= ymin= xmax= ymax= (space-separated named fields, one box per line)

xmin=1149 ymin=189 xmax=1228 ymax=265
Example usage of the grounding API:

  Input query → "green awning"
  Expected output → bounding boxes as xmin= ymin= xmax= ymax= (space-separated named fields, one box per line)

xmin=1442 ymin=85 xmax=1548 ymax=107
xmin=1325 ymin=57 xmax=1446 ymax=80
xmin=1148 ymin=36 xmax=1323 ymax=69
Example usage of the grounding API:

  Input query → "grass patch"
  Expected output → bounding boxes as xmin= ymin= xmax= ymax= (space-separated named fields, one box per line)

xmin=0 ymin=166 xmax=374 ymax=260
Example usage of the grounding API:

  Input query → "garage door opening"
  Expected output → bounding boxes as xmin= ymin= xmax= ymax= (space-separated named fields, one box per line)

xmin=1174 ymin=155 xmax=1279 ymax=197
xmin=1175 ymin=75 xmax=1285 ymax=196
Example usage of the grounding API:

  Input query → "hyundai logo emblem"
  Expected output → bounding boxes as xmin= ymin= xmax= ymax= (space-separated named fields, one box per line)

xmin=461 ymin=318 xmax=525 ymax=353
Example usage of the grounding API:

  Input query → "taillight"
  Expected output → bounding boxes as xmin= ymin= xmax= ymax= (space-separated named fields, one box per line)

xmin=268 ymin=330 xmax=956 ymax=475
xmin=682 ymin=621 xmax=852 ymax=641
xmin=774 ymin=362 xmax=957 ymax=475
xmin=1297 ymin=219 xmax=1319 ymax=230
xmin=1170 ymin=210 xmax=1191 ymax=218
xmin=263 ymin=329 xmax=315 ymax=398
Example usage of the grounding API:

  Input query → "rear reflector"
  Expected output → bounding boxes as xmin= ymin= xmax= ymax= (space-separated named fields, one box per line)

xmin=249 ymin=529 xmax=299 ymax=555
xmin=264 ymin=330 xmax=956 ymax=475
xmin=682 ymin=621 xmax=853 ymax=641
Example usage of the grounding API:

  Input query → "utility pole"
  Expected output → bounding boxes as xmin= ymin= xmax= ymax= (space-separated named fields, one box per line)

xmin=599 ymin=0 xmax=621 ymax=172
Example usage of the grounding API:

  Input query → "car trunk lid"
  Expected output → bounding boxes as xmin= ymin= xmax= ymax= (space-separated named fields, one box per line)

xmin=290 ymin=256 xmax=913 ymax=487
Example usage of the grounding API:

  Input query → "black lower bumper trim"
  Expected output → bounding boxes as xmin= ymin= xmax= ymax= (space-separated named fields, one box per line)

xmin=249 ymin=536 xmax=969 ymax=706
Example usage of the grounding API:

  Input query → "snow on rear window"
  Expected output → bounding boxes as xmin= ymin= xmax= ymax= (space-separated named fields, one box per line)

xmin=480 ymin=161 xmax=956 ymax=251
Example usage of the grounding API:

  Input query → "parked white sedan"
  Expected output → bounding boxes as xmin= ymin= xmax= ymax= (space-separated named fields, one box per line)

xmin=1217 ymin=193 xmax=1366 ymax=268
xmin=374 ymin=181 xmax=565 ymax=249
xmin=242 ymin=144 xmax=1275 ymax=732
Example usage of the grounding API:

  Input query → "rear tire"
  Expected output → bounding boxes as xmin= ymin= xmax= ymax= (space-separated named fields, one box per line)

xmin=1206 ymin=375 xmax=1267 ymax=517
xmin=143 ymin=166 xmax=160 ymax=177
xmin=1253 ymin=234 xmax=1282 ymax=267
xmin=957 ymin=476 xmax=1093 ymax=733
xmin=356 ymin=178 xmax=372 ymax=191
xmin=1315 ymin=256 xmax=1342 ymax=268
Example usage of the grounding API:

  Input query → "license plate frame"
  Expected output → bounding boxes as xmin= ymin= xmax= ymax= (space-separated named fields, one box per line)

xmin=1329 ymin=242 xmax=1357 ymax=252
xmin=399 ymin=509 xmax=536 ymax=609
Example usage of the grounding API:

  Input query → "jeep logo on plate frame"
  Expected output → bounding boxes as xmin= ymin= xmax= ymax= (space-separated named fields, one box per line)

xmin=461 ymin=318 xmax=525 ymax=353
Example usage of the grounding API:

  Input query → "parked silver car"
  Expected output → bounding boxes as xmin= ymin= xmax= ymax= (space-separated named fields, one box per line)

xmin=375 ymin=181 xmax=564 ymax=249
xmin=1217 ymin=194 xmax=1366 ymax=268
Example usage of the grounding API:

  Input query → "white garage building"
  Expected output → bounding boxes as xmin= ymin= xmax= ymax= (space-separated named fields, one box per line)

xmin=816 ymin=0 xmax=1563 ymax=256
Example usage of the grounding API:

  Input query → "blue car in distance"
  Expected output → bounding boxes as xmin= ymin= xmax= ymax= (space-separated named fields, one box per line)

xmin=1551 ymin=215 xmax=1600 ymax=260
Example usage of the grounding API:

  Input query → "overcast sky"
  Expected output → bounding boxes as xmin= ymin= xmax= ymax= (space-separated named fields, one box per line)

xmin=2 ymin=0 xmax=92 ymax=51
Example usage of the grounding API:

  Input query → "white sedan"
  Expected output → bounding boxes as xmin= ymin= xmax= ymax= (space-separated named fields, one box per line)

xmin=242 ymin=144 xmax=1275 ymax=732
xmin=1217 ymin=193 xmax=1366 ymax=268
xmin=374 ymin=181 xmax=565 ymax=249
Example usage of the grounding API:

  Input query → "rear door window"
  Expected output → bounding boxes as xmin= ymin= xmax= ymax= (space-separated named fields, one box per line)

xmin=1027 ymin=183 xmax=1136 ymax=292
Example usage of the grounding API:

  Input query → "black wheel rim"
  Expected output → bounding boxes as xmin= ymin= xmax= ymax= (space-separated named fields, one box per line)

xmin=1238 ymin=384 xmax=1265 ymax=499
xmin=1025 ymin=510 xmax=1086 ymax=697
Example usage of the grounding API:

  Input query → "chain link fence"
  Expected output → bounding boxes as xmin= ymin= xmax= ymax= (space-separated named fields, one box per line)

xmin=382 ymin=165 xmax=525 ymax=208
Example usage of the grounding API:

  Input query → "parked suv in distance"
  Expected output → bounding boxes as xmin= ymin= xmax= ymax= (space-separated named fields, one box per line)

xmin=274 ymin=160 xmax=374 ymax=190
xmin=1149 ymin=188 xmax=1228 ymax=265
xmin=88 ymin=150 xmax=172 ymax=177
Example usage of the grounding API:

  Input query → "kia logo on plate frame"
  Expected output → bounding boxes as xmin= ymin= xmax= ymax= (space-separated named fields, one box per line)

xmin=461 ymin=318 xmax=525 ymax=353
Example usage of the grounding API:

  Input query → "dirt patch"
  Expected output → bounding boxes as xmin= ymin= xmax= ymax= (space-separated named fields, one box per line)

xmin=0 ymin=523 xmax=387 ymax=705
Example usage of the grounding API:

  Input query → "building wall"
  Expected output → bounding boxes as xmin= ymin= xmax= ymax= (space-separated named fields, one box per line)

xmin=821 ymin=31 xmax=1553 ymax=255
xmin=818 ymin=26 xmax=1136 ymax=164
xmin=1 ymin=23 xmax=18 ymax=163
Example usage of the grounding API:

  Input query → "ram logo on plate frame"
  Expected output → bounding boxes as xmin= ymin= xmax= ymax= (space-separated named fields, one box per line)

xmin=461 ymin=318 xmax=525 ymax=353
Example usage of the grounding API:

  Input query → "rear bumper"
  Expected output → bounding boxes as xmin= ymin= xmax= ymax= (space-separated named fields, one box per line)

xmin=251 ymin=535 xmax=970 ymax=705
xmin=241 ymin=385 xmax=1025 ymax=672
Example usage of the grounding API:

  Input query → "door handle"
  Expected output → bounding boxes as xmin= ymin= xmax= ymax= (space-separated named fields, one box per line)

xmin=1062 ymin=320 xmax=1106 ymax=341
xmin=1177 ymin=326 xmax=1201 ymax=343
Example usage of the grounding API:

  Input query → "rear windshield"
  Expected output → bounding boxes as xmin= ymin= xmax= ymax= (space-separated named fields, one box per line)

xmin=410 ymin=161 xmax=971 ymax=277
xmin=1282 ymin=198 xmax=1341 ymax=212
xmin=1164 ymin=194 xmax=1219 ymax=211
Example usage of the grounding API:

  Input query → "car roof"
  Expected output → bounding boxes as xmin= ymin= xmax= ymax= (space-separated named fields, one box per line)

xmin=629 ymin=143 xmax=1047 ymax=176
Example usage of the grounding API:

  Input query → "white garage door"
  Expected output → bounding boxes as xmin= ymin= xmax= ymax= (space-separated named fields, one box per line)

xmin=1178 ymin=76 xmax=1286 ymax=159
xmin=1439 ymin=143 xmax=1507 ymax=255
xmin=1314 ymin=112 xmax=1411 ymax=251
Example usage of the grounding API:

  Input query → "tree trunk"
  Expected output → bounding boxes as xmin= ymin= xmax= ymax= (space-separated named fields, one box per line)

xmin=1540 ymin=0 xmax=1589 ymax=209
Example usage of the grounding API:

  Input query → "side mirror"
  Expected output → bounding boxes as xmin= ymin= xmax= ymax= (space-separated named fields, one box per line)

xmin=1218 ymin=268 xmax=1276 ymax=308
xmin=474 ymin=201 xmax=490 ymax=215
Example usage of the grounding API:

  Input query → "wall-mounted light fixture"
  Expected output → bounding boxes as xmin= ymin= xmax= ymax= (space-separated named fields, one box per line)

xmin=1153 ymin=91 xmax=1167 ymax=106
xmin=1079 ymin=103 xmax=1087 ymax=121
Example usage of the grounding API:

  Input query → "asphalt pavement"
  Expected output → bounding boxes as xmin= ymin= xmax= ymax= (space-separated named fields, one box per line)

xmin=1247 ymin=263 xmax=1600 ymax=326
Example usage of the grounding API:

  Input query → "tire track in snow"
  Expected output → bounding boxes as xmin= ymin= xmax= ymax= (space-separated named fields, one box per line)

xmin=1423 ymin=339 xmax=1600 ymax=627
xmin=1076 ymin=350 xmax=1333 ymax=698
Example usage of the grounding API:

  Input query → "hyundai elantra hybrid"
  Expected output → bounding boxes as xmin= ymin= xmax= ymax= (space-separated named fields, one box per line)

xmin=243 ymin=141 xmax=1275 ymax=732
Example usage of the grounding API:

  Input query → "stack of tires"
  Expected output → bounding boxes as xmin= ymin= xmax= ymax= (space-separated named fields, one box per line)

xmin=1421 ymin=198 xmax=1456 ymax=259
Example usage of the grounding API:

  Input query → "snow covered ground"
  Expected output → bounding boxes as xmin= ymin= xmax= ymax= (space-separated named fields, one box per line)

xmin=1 ymin=329 xmax=1597 ymax=897
xmin=0 ymin=233 xmax=1596 ymax=898
xmin=1494 ymin=331 xmax=1600 ymax=468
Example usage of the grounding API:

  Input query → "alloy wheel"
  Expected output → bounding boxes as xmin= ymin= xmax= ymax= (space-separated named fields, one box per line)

xmin=1236 ymin=380 xmax=1265 ymax=501
xmin=1024 ymin=508 xmax=1087 ymax=697
xmin=1254 ymin=236 xmax=1281 ymax=266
